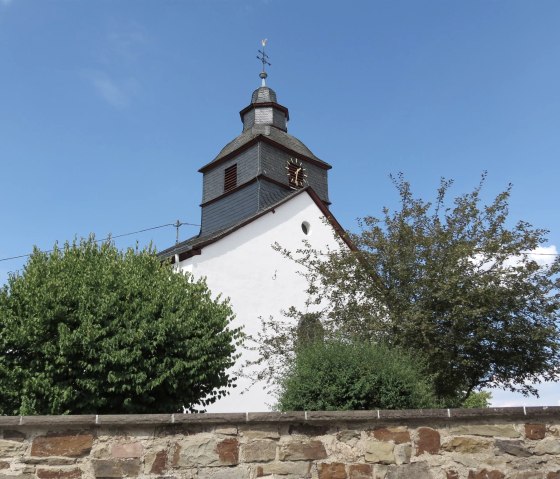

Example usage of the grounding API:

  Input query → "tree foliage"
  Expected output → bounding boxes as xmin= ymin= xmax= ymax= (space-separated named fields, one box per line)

xmin=278 ymin=339 xmax=440 ymax=411
xmin=270 ymin=174 xmax=560 ymax=405
xmin=0 ymin=237 xmax=242 ymax=415
xmin=462 ymin=391 xmax=492 ymax=409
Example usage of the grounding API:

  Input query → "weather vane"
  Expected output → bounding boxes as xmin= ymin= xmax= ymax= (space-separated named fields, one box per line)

xmin=256 ymin=39 xmax=271 ymax=86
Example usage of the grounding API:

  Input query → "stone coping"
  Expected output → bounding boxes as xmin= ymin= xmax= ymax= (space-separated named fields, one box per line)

xmin=0 ymin=406 xmax=558 ymax=427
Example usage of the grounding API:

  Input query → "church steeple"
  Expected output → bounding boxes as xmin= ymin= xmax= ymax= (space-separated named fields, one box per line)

xmin=240 ymin=41 xmax=289 ymax=132
xmin=240 ymin=86 xmax=289 ymax=132
xmin=194 ymin=43 xmax=331 ymax=236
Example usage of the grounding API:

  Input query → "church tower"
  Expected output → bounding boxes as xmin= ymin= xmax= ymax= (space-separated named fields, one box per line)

xmin=160 ymin=45 xmax=336 ymax=263
xmin=196 ymin=83 xmax=331 ymax=237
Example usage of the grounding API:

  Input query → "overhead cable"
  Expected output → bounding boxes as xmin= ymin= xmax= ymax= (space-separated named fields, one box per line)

xmin=0 ymin=221 xmax=200 ymax=263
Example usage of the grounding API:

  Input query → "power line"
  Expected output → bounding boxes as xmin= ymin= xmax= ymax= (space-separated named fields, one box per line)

xmin=0 ymin=224 xmax=556 ymax=264
xmin=0 ymin=221 xmax=200 ymax=263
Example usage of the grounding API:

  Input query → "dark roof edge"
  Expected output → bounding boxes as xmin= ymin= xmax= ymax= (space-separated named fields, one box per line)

xmin=1 ymin=406 xmax=558 ymax=427
xmin=239 ymin=101 xmax=290 ymax=121
xmin=259 ymin=136 xmax=332 ymax=170
xmin=199 ymin=137 xmax=259 ymax=173
xmin=305 ymin=188 xmax=355 ymax=252
xmin=198 ymin=134 xmax=331 ymax=173
xmin=199 ymin=175 xmax=331 ymax=208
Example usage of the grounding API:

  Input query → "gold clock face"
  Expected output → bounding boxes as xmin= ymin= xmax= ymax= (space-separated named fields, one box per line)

xmin=286 ymin=158 xmax=307 ymax=189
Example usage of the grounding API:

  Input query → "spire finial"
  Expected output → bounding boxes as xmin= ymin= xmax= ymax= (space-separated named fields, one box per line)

xmin=256 ymin=39 xmax=271 ymax=87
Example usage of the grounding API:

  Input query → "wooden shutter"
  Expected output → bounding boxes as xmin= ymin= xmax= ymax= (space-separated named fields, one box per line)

xmin=224 ymin=164 xmax=237 ymax=192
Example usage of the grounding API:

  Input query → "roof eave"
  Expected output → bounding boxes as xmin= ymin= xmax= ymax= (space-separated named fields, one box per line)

xmin=239 ymin=102 xmax=290 ymax=121
xmin=199 ymin=134 xmax=332 ymax=174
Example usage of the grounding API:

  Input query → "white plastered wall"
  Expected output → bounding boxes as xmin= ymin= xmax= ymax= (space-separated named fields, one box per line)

xmin=178 ymin=192 xmax=342 ymax=412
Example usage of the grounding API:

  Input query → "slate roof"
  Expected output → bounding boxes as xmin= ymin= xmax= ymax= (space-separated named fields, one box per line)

xmin=158 ymin=187 xmax=353 ymax=263
xmin=199 ymin=85 xmax=331 ymax=172
xmin=199 ymin=124 xmax=331 ymax=172
xmin=251 ymin=86 xmax=277 ymax=103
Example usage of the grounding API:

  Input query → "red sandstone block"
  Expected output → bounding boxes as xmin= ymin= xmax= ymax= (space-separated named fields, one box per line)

xmin=36 ymin=468 xmax=81 ymax=479
xmin=349 ymin=464 xmax=372 ymax=479
xmin=525 ymin=423 xmax=546 ymax=440
xmin=31 ymin=434 xmax=93 ymax=458
xmin=371 ymin=427 xmax=410 ymax=444
xmin=215 ymin=438 xmax=239 ymax=465
xmin=415 ymin=428 xmax=440 ymax=456
xmin=319 ymin=462 xmax=347 ymax=479
xmin=149 ymin=450 xmax=168 ymax=475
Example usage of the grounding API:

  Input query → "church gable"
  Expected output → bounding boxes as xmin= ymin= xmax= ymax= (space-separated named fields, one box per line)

xmin=175 ymin=190 xmax=345 ymax=412
xmin=159 ymin=186 xmax=353 ymax=265
xmin=189 ymin=192 xmax=334 ymax=269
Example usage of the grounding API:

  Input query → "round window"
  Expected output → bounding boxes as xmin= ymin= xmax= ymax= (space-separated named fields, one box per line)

xmin=301 ymin=221 xmax=310 ymax=235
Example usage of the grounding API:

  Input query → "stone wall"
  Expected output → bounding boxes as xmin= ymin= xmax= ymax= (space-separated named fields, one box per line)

xmin=0 ymin=407 xmax=559 ymax=479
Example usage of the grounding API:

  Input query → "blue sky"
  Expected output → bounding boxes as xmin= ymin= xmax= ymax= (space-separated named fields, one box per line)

xmin=1 ymin=0 xmax=559 ymax=406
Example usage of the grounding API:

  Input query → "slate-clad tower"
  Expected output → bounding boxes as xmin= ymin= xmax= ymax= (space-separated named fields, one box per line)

xmin=196 ymin=85 xmax=332 ymax=236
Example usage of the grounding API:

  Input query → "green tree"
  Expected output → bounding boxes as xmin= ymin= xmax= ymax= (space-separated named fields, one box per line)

xmin=278 ymin=339 xmax=439 ymax=411
xmin=0 ymin=237 xmax=242 ymax=415
xmin=462 ymin=391 xmax=492 ymax=409
xmin=271 ymin=174 xmax=560 ymax=405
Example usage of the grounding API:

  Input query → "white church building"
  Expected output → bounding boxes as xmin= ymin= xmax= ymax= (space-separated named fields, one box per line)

xmin=159 ymin=67 xmax=351 ymax=412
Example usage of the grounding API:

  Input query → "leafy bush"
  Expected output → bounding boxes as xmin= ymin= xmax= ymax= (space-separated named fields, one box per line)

xmin=277 ymin=339 xmax=439 ymax=411
xmin=0 ymin=237 xmax=242 ymax=414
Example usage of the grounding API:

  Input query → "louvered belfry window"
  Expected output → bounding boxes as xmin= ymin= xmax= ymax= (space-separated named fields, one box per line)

xmin=224 ymin=164 xmax=237 ymax=192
